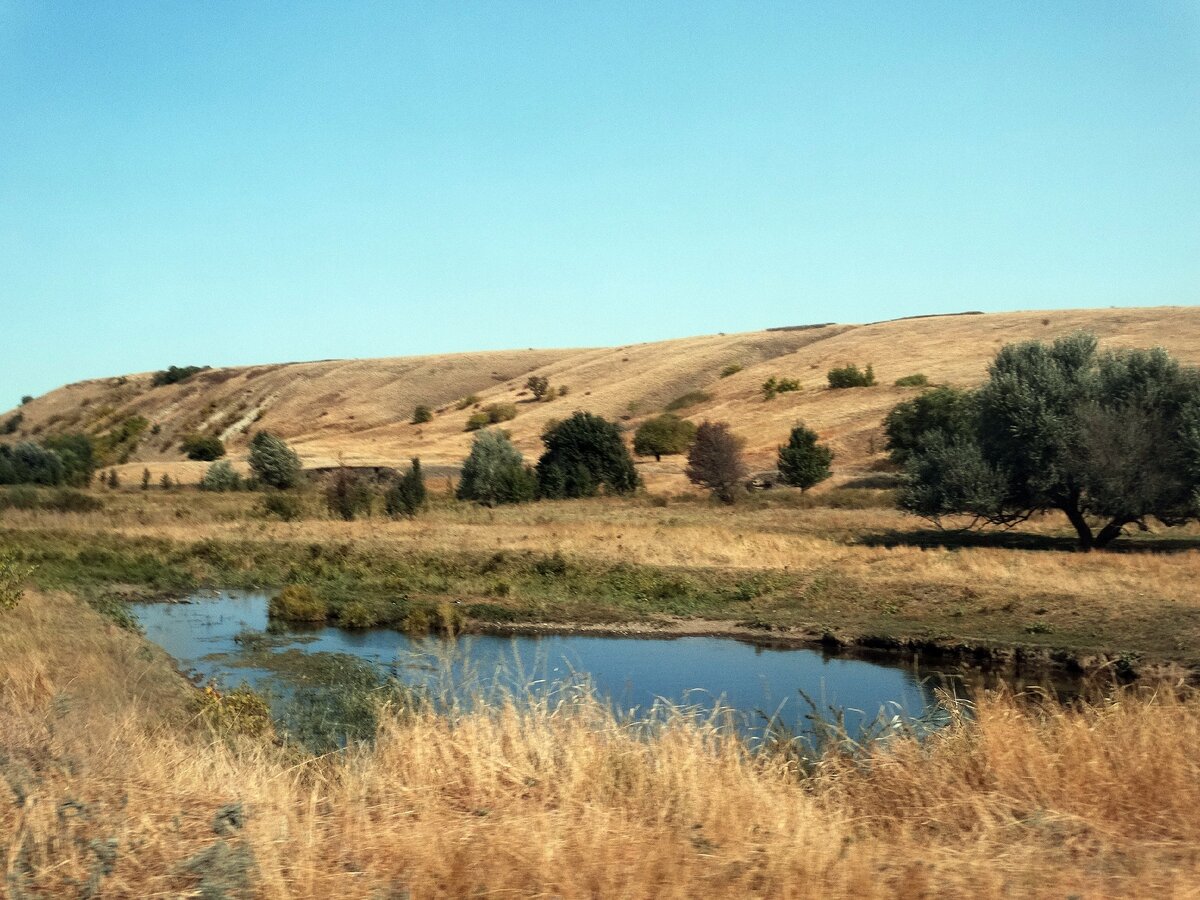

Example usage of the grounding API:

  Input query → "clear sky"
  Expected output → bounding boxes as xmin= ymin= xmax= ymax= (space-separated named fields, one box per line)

xmin=2 ymin=1 xmax=1198 ymax=401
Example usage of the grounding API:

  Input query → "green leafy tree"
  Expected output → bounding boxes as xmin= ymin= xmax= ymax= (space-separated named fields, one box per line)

xmin=248 ymin=432 xmax=302 ymax=489
xmin=685 ymin=421 xmax=747 ymax=504
xmin=900 ymin=332 xmax=1200 ymax=549
xmin=385 ymin=458 xmax=427 ymax=517
xmin=457 ymin=430 xmax=537 ymax=506
xmin=200 ymin=460 xmax=242 ymax=492
xmin=181 ymin=433 xmax=226 ymax=461
xmin=777 ymin=423 xmax=834 ymax=491
xmin=20 ymin=395 xmax=32 ymax=406
xmin=536 ymin=412 xmax=639 ymax=499
xmin=411 ymin=405 xmax=433 ymax=424
xmin=633 ymin=414 xmax=697 ymax=461
xmin=883 ymin=386 xmax=976 ymax=465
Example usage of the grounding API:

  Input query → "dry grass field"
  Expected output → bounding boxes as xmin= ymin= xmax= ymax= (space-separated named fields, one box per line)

xmin=3 ymin=588 xmax=1199 ymax=898
xmin=8 ymin=306 xmax=1200 ymax=492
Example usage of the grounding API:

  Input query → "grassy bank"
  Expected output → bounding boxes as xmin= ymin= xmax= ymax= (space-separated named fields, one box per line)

xmin=2 ymin=588 xmax=1199 ymax=897
xmin=2 ymin=485 xmax=1199 ymax=670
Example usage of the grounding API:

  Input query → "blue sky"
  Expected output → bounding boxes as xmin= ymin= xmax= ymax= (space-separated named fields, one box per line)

xmin=2 ymin=1 xmax=1198 ymax=400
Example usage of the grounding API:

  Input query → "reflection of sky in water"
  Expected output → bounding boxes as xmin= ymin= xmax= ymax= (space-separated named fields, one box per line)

xmin=134 ymin=591 xmax=946 ymax=738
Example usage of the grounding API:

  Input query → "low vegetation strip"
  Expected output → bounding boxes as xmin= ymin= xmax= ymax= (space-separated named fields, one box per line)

xmin=2 ymin=589 xmax=1199 ymax=897
xmin=3 ymin=518 xmax=1197 ymax=672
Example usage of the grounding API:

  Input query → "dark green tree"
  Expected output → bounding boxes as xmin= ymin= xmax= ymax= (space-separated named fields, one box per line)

xmin=827 ymin=364 xmax=876 ymax=389
xmin=141 ymin=467 xmax=152 ymax=490
xmin=248 ymin=432 xmax=302 ymax=489
xmin=883 ymin=386 xmax=976 ymax=465
xmin=411 ymin=405 xmax=433 ymax=424
xmin=684 ymin=421 xmax=747 ymax=504
xmin=457 ymin=430 xmax=537 ymax=506
xmin=42 ymin=433 xmax=96 ymax=486
xmin=0 ymin=442 xmax=65 ymax=486
xmin=777 ymin=423 xmax=834 ymax=491
xmin=535 ymin=412 xmax=639 ymax=499
xmin=633 ymin=414 xmax=697 ymax=461
xmin=326 ymin=467 xmax=372 ymax=521
xmin=525 ymin=375 xmax=551 ymax=401
xmin=385 ymin=458 xmax=427 ymax=517
xmin=900 ymin=332 xmax=1200 ymax=549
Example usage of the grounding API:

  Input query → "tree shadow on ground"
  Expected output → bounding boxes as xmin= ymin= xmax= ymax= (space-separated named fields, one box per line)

xmin=857 ymin=527 xmax=1200 ymax=554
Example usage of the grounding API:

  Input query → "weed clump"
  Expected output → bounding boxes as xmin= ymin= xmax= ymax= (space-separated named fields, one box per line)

xmin=269 ymin=584 xmax=327 ymax=622
xmin=195 ymin=682 xmax=274 ymax=739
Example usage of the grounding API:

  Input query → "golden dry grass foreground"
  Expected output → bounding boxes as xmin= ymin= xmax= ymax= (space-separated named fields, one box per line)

xmin=3 ymin=589 xmax=1200 ymax=898
xmin=9 ymin=305 xmax=1200 ymax=490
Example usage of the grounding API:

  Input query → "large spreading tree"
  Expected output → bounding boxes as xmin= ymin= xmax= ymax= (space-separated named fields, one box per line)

xmin=893 ymin=332 xmax=1200 ymax=550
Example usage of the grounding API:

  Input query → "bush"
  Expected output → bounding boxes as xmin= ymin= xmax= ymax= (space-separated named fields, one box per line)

xmin=0 ymin=550 xmax=34 ymax=611
xmin=259 ymin=492 xmax=303 ymax=521
xmin=464 ymin=412 xmax=491 ymax=431
xmin=0 ymin=442 xmax=65 ymax=486
xmin=181 ymin=433 xmax=226 ymax=461
xmin=685 ymin=421 xmax=747 ymax=504
xmin=269 ymin=584 xmax=327 ymax=621
xmin=200 ymin=460 xmax=242 ymax=492
xmin=894 ymin=373 xmax=930 ymax=388
xmin=486 ymin=402 xmax=517 ymax=423
xmin=536 ymin=412 xmax=640 ymax=499
xmin=455 ymin=395 xmax=480 ymax=410
xmin=384 ymin=458 xmax=427 ymax=518
xmin=827 ymin=364 xmax=876 ymax=388
xmin=2 ymin=412 xmax=23 ymax=435
xmin=777 ymin=423 xmax=834 ymax=492
xmin=411 ymin=405 xmax=433 ymax=424
xmin=42 ymin=432 xmax=98 ymax=485
xmin=633 ymin=414 xmax=697 ymax=461
xmin=20 ymin=395 xmax=32 ymax=406
xmin=248 ymin=432 xmax=302 ymax=489
xmin=325 ymin=468 xmax=373 ymax=520
xmin=719 ymin=364 xmax=743 ymax=378
xmin=151 ymin=365 xmax=208 ymax=387
xmin=761 ymin=376 xmax=801 ymax=400
xmin=665 ymin=390 xmax=711 ymax=412
xmin=196 ymin=683 xmax=273 ymax=738
xmin=525 ymin=375 xmax=551 ymax=401
xmin=457 ymin=430 xmax=537 ymax=506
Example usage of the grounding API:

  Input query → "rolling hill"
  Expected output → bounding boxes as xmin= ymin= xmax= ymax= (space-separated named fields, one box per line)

xmin=6 ymin=306 xmax=1200 ymax=491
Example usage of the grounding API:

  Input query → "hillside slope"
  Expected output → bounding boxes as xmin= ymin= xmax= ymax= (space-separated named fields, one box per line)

xmin=6 ymin=306 xmax=1200 ymax=490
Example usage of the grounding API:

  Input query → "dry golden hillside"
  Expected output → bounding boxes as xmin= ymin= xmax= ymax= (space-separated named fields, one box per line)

xmin=6 ymin=306 xmax=1200 ymax=490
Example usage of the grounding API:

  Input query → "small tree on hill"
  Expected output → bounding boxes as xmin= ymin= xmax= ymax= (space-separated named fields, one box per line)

xmin=249 ymin=432 xmax=302 ymax=489
xmin=411 ymin=405 xmax=433 ymax=425
xmin=141 ymin=467 xmax=152 ymax=490
xmin=883 ymin=386 xmax=976 ymax=465
xmin=777 ymin=424 xmax=833 ymax=492
xmin=526 ymin=375 xmax=551 ymax=401
xmin=633 ymin=414 xmax=697 ymax=461
xmin=685 ymin=421 xmax=747 ymax=504
xmin=200 ymin=461 xmax=241 ymax=492
xmin=457 ymin=430 xmax=537 ymax=506
xmin=385 ymin=458 xmax=427 ymax=517
xmin=536 ymin=412 xmax=639 ymax=499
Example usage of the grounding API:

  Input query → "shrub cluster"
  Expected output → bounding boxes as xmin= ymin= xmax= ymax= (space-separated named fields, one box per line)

xmin=181 ymin=433 xmax=226 ymax=461
xmin=827 ymin=364 xmax=876 ymax=389
xmin=665 ymin=391 xmax=711 ymax=412
xmin=385 ymin=458 xmax=427 ymax=518
xmin=199 ymin=461 xmax=242 ymax=492
xmin=151 ymin=365 xmax=208 ymax=387
xmin=761 ymin=376 xmax=801 ymax=400
xmin=465 ymin=402 xmax=518 ymax=431
xmin=411 ymin=405 xmax=433 ymax=424
xmin=894 ymin=373 xmax=929 ymax=388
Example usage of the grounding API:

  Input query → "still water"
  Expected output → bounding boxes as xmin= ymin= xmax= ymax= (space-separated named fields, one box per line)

xmin=133 ymin=590 xmax=957 ymax=739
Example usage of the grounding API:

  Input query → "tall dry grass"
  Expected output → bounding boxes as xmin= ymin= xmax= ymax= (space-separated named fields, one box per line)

xmin=2 ymin=590 xmax=1199 ymax=897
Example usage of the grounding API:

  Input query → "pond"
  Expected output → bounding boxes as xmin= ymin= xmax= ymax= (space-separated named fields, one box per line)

xmin=133 ymin=590 xmax=965 ymax=742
